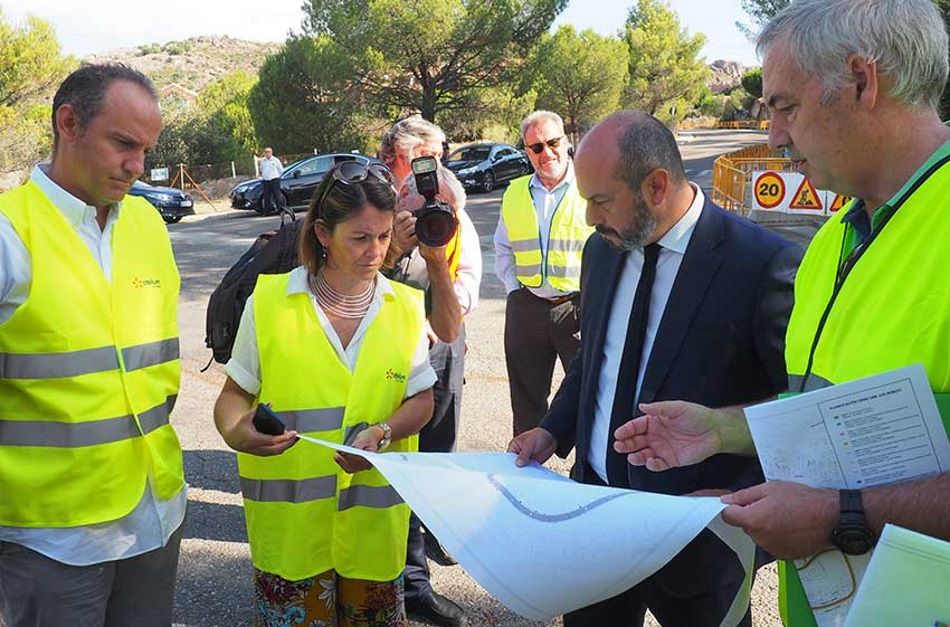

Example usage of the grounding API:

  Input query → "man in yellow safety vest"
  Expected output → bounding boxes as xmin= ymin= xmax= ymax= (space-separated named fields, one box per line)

xmin=0 ymin=64 xmax=185 ymax=626
xmin=613 ymin=2 xmax=950 ymax=626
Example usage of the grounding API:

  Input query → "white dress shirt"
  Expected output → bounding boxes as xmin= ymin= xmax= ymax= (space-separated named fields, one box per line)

xmin=0 ymin=164 xmax=187 ymax=565
xmin=588 ymin=184 xmax=706 ymax=482
xmin=259 ymin=156 xmax=284 ymax=180
xmin=227 ymin=266 xmax=437 ymax=398
xmin=493 ymin=165 xmax=577 ymax=299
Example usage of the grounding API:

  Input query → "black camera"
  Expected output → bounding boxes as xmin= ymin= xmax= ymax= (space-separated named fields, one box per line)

xmin=410 ymin=156 xmax=458 ymax=247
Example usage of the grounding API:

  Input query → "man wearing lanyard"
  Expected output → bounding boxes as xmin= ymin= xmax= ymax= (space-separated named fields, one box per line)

xmin=494 ymin=110 xmax=595 ymax=436
xmin=614 ymin=1 xmax=950 ymax=625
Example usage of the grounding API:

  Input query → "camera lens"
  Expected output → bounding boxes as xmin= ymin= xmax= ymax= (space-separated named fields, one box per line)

xmin=415 ymin=206 xmax=458 ymax=247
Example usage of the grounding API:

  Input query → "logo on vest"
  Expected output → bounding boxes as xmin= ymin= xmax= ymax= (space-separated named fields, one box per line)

xmin=132 ymin=277 xmax=162 ymax=289
xmin=385 ymin=369 xmax=407 ymax=383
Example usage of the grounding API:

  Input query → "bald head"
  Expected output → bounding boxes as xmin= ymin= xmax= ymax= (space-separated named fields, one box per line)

xmin=578 ymin=111 xmax=686 ymax=193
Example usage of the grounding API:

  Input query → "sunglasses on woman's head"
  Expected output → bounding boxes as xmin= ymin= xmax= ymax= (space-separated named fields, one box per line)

xmin=526 ymin=136 xmax=565 ymax=154
xmin=316 ymin=161 xmax=395 ymax=211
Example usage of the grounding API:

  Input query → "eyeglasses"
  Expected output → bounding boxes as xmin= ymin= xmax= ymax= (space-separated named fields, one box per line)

xmin=526 ymin=136 xmax=566 ymax=155
xmin=315 ymin=161 xmax=395 ymax=212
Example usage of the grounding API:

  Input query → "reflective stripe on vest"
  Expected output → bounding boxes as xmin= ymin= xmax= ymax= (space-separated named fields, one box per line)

xmin=0 ymin=182 xmax=184 ymax=527
xmin=500 ymin=176 xmax=593 ymax=291
xmin=780 ymin=159 xmax=950 ymax=627
xmin=239 ymin=271 xmax=424 ymax=582
xmin=0 ymin=338 xmax=179 ymax=379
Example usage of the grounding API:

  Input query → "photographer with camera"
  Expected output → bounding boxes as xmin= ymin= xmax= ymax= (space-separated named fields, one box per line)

xmin=380 ymin=117 xmax=482 ymax=627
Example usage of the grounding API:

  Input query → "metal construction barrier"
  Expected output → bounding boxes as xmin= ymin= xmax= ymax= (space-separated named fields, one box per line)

xmin=715 ymin=120 xmax=771 ymax=131
xmin=712 ymin=144 xmax=792 ymax=215
xmin=712 ymin=143 xmax=849 ymax=218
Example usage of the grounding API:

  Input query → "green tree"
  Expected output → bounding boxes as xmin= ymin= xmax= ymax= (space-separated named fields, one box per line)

xmin=248 ymin=36 xmax=367 ymax=153
xmin=199 ymin=71 xmax=259 ymax=156
xmin=0 ymin=10 xmax=74 ymax=173
xmin=741 ymin=67 xmax=762 ymax=99
xmin=532 ymin=25 xmax=628 ymax=141
xmin=622 ymin=0 xmax=709 ymax=125
xmin=301 ymin=0 xmax=567 ymax=124
xmin=735 ymin=0 xmax=789 ymax=39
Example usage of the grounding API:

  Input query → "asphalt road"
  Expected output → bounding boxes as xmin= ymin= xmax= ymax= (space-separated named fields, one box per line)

xmin=166 ymin=129 xmax=791 ymax=627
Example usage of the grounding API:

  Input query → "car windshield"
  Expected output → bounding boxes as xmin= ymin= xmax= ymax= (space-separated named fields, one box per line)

xmin=449 ymin=147 xmax=491 ymax=163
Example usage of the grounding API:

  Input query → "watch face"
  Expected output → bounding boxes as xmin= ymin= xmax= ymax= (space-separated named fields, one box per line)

xmin=833 ymin=527 xmax=873 ymax=555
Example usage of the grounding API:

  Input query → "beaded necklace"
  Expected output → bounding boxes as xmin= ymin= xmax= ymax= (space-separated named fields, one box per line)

xmin=311 ymin=272 xmax=375 ymax=319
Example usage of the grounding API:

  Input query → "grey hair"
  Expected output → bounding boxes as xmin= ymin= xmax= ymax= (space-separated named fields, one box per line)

xmin=757 ymin=0 xmax=949 ymax=109
xmin=379 ymin=115 xmax=446 ymax=168
xmin=520 ymin=110 xmax=566 ymax=139
xmin=51 ymin=63 xmax=157 ymax=152
xmin=608 ymin=111 xmax=686 ymax=191
xmin=401 ymin=165 xmax=467 ymax=213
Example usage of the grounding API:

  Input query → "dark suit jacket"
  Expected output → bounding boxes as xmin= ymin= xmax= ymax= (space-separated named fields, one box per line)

xmin=541 ymin=198 xmax=802 ymax=599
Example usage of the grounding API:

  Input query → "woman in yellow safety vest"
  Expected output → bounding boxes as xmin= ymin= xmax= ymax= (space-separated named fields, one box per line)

xmin=214 ymin=161 xmax=436 ymax=626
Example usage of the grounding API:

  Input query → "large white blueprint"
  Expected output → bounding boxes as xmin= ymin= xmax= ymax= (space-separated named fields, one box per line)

xmin=301 ymin=436 xmax=754 ymax=623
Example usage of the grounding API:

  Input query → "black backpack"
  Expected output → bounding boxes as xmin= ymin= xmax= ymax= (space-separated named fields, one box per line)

xmin=204 ymin=220 xmax=301 ymax=364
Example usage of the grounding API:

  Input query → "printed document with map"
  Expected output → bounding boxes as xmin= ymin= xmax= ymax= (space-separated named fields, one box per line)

xmin=298 ymin=436 xmax=755 ymax=626
xmin=744 ymin=364 xmax=950 ymax=627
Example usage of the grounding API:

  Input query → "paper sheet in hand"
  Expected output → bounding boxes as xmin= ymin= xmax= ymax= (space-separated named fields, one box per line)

xmin=843 ymin=524 xmax=950 ymax=627
xmin=308 ymin=436 xmax=751 ymax=622
xmin=744 ymin=364 xmax=950 ymax=626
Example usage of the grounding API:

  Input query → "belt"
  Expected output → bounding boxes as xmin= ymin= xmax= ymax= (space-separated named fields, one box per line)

xmin=522 ymin=288 xmax=576 ymax=306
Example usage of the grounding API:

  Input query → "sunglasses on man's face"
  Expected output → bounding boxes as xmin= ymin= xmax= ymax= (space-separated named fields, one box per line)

xmin=526 ymin=136 xmax=566 ymax=155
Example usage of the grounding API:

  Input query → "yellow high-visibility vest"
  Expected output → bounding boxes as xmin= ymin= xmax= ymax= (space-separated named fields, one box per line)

xmin=500 ymin=176 xmax=592 ymax=292
xmin=0 ymin=181 xmax=183 ymax=527
xmin=239 ymin=271 xmax=424 ymax=582
xmin=780 ymin=158 xmax=950 ymax=626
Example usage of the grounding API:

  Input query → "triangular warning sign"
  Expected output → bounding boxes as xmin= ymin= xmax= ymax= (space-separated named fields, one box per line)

xmin=829 ymin=194 xmax=852 ymax=212
xmin=789 ymin=178 xmax=823 ymax=210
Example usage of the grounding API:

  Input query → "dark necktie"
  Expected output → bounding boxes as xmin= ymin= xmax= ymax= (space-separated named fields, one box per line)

xmin=606 ymin=242 xmax=661 ymax=487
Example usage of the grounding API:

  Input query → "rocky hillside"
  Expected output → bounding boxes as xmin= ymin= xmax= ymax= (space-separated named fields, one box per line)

xmin=708 ymin=59 xmax=749 ymax=93
xmin=85 ymin=35 xmax=280 ymax=93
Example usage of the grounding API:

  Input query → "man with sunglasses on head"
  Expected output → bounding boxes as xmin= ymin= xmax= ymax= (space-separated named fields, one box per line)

xmin=494 ymin=110 xmax=595 ymax=437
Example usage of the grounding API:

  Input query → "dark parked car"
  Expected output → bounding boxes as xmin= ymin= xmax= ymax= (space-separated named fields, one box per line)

xmin=129 ymin=180 xmax=195 ymax=224
xmin=444 ymin=143 xmax=531 ymax=193
xmin=229 ymin=152 xmax=380 ymax=214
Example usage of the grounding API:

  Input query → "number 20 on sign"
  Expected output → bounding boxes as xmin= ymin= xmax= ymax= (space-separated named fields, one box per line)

xmin=755 ymin=172 xmax=786 ymax=209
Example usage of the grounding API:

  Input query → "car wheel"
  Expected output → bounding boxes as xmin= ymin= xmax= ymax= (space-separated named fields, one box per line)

xmin=482 ymin=171 xmax=495 ymax=193
xmin=163 ymin=216 xmax=183 ymax=224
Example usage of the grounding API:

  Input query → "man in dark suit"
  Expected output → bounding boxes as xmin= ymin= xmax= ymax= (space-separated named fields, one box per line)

xmin=507 ymin=111 xmax=802 ymax=627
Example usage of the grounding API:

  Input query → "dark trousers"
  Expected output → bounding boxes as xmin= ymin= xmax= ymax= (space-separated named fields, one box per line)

xmin=504 ymin=288 xmax=580 ymax=435
xmin=562 ymin=465 xmax=752 ymax=627
xmin=261 ymin=178 xmax=285 ymax=215
xmin=0 ymin=525 xmax=183 ymax=627
xmin=404 ymin=328 xmax=465 ymax=599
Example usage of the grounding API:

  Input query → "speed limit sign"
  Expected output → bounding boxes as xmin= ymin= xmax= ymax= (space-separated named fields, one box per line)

xmin=754 ymin=172 xmax=786 ymax=209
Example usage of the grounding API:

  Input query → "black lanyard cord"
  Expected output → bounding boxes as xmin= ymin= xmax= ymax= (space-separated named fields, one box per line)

xmin=798 ymin=152 xmax=950 ymax=392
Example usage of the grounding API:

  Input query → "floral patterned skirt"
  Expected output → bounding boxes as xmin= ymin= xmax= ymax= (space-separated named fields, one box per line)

xmin=254 ymin=567 xmax=408 ymax=627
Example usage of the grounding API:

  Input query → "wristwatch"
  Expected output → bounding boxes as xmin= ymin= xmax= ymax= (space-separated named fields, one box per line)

xmin=831 ymin=489 xmax=875 ymax=555
xmin=376 ymin=422 xmax=392 ymax=450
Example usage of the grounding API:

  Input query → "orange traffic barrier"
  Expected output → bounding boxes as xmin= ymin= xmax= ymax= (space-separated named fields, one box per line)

xmin=714 ymin=120 xmax=771 ymax=130
xmin=711 ymin=144 xmax=791 ymax=216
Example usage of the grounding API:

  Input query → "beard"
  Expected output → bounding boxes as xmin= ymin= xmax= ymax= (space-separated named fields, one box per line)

xmin=597 ymin=194 xmax=657 ymax=252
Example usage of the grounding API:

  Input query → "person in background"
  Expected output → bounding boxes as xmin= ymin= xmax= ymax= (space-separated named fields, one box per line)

xmin=379 ymin=116 xmax=482 ymax=627
xmin=259 ymin=146 xmax=288 ymax=219
xmin=214 ymin=163 xmax=436 ymax=626
xmin=494 ymin=110 xmax=594 ymax=437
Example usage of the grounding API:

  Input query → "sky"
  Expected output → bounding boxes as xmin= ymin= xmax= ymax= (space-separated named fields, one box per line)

xmin=3 ymin=0 xmax=759 ymax=66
